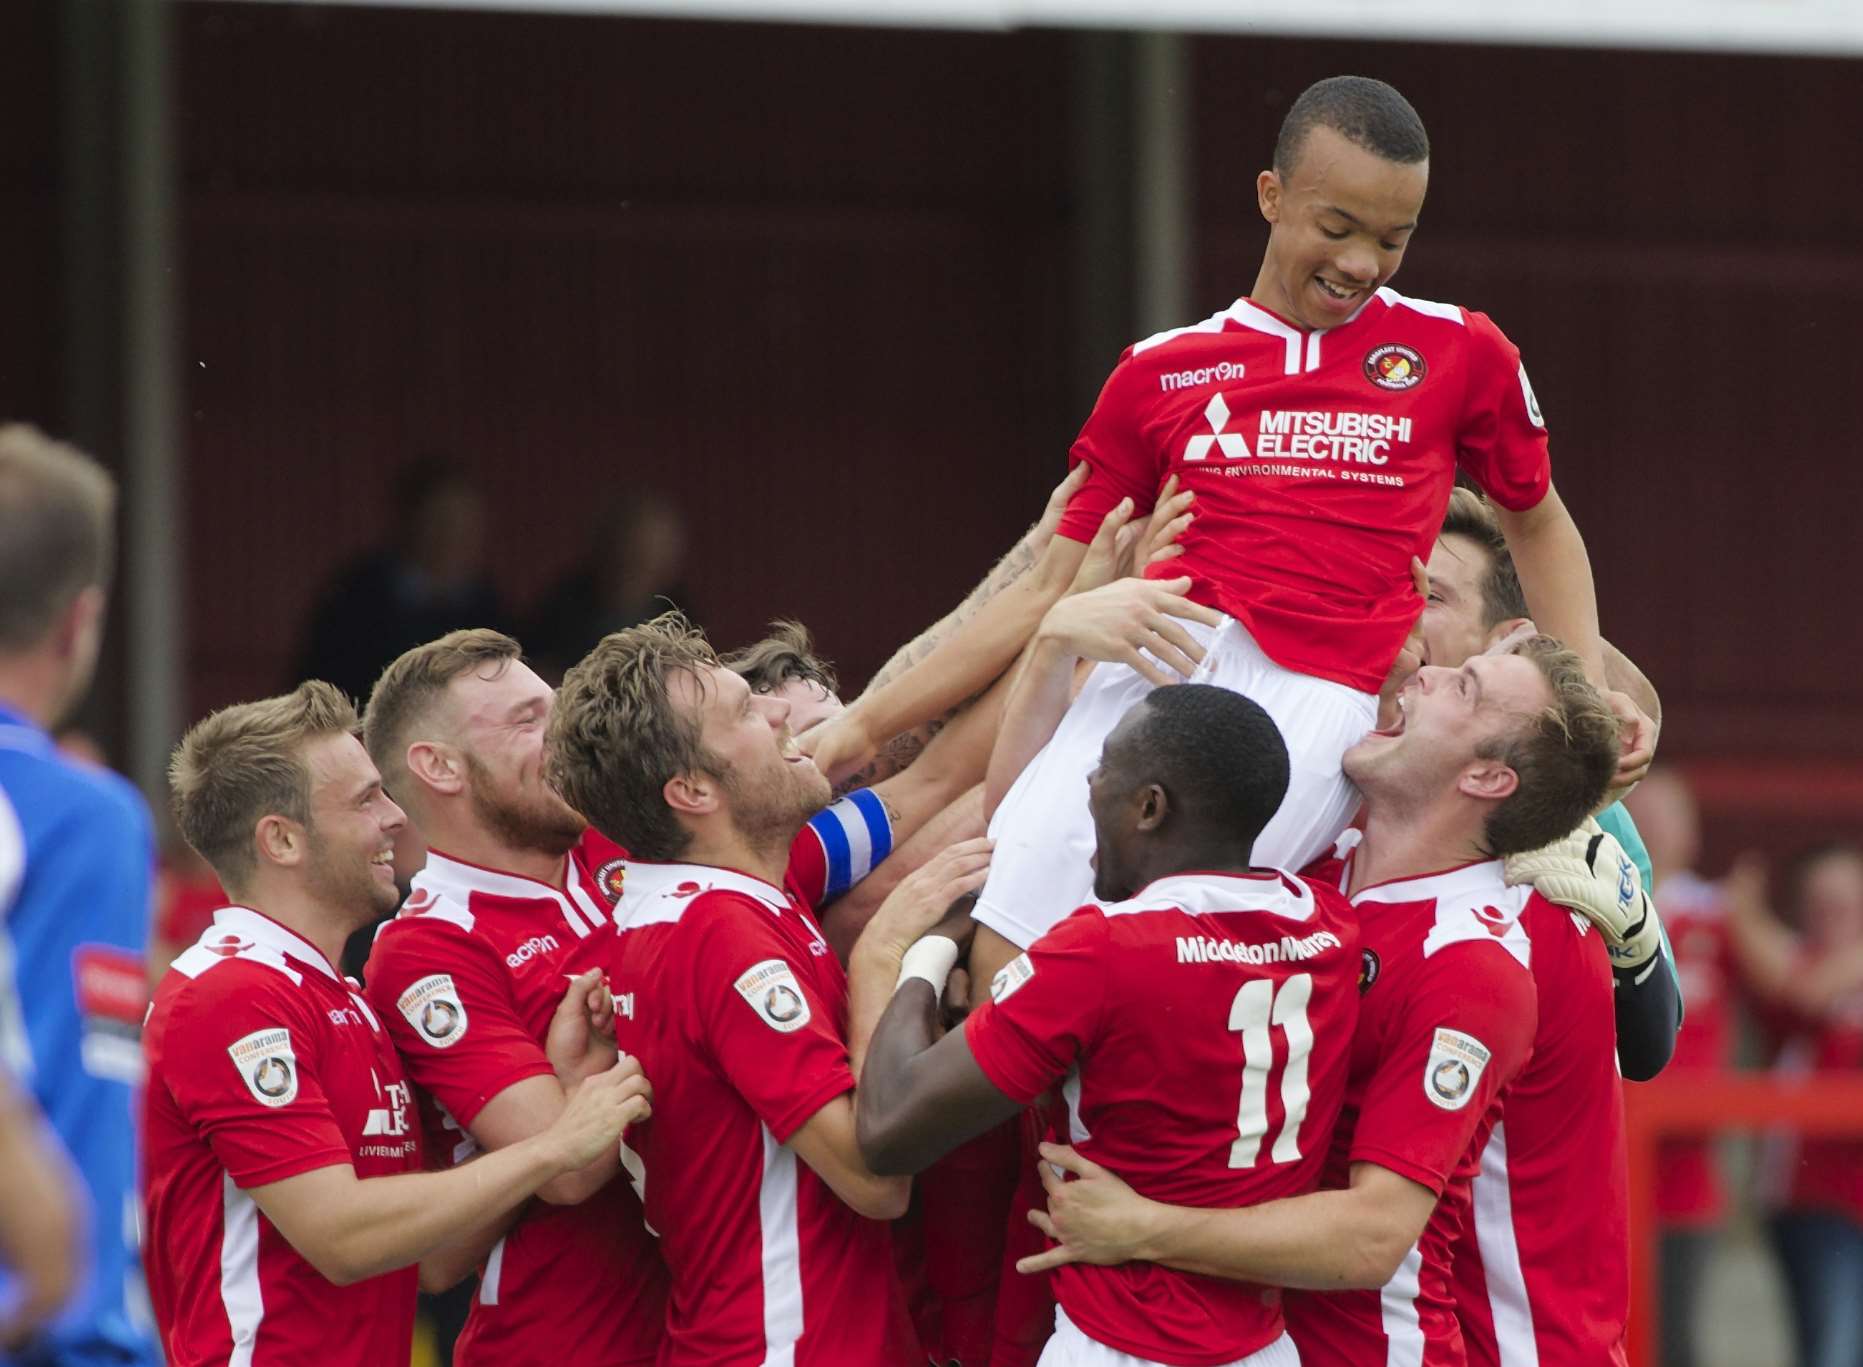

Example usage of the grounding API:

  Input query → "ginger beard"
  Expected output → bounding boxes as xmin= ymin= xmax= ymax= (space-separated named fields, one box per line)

xmin=464 ymin=746 xmax=587 ymax=859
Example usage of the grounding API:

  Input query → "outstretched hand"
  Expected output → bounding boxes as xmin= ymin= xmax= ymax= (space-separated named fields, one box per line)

xmin=1015 ymin=1142 xmax=1152 ymax=1275
xmin=862 ymin=837 xmax=994 ymax=962
xmin=1041 ymin=578 xmax=1222 ymax=687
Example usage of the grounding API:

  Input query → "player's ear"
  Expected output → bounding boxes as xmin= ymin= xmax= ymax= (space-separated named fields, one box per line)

xmin=252 ymin=813 xmax=305 ymax=871
xmin=663 ymin=770 xmax=717 ymax=818
xmin=1257 ymin=169 xmax=1282 ymax=224
xmin=1458 ymin=759 xmax=1519 ymax=804
xmin=404 ymin=740 xmax=462 ymax=796
xmin=1135 ymin=782 xmax=1169 ymax=832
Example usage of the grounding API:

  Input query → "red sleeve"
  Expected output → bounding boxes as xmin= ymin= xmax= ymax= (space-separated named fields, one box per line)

xmin=1349 ymin=943 xmax=1537 ymax=1194
xmin=162 ymin=973 xmax=352 ymax=1189
xmin=1454 ymin=311 xmax=1552 ymax=513
xmin=1056 ymin=349 xmax=1162 ymax=544
xmin=363 ymin=920 xmax=554 ymax=1131
xmin=687 ymin=894 xmax=857 ymax=1144
xmin=964 ymin=907 xmax=1107 ymax=1104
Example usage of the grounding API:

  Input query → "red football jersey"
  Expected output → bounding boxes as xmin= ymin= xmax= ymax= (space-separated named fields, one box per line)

xmin=965 ymin=871 xmax=1360 ymax=1366
xmin=1283 ymin=848 xmax=1539 ymax=1367
xmin=1059 ymin=291 xmax=1552 ymax=693
xmin=608 ymin=857 xmax=916 ymax=1367
xmin=143 ymin=906 xmax=423 ymax=1366
xmin=362 ymin=830 xmax=667 ymax=1367
xmin=1454 ymin=898 xmax=1628 ymax=1367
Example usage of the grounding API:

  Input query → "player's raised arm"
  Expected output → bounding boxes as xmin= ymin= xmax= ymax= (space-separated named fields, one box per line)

xmin=247 ymin=1056 xmax=650 ymax=1287
xmin=800 ymin=471 xmax=1097 ymax=785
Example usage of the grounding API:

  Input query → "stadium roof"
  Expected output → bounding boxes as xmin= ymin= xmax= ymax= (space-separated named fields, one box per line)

xmin=220 ymin=0 xmax=1863 ymax=58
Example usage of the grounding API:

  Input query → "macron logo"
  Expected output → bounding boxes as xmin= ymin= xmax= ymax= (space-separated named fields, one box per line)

xmin=1176 ymin=931 xmax=1341 ymax=965
xmin=505 ymin=935 xmax=560 ymax=970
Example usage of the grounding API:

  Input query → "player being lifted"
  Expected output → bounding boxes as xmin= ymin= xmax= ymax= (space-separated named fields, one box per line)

xmin=803 ymin=75 xmax=1653 ymax=998
xmin=855 ymin=684 xmax=1361 ymax=1367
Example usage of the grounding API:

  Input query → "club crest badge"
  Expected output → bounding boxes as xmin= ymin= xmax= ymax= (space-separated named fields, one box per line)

xmin=397 ymin=974 xmax=469 ymax=1049
xmin=1364 ymin=343 xmax=1427 ymax=391
xmin=596 ymin=858 xmax=629 ymax=904
xmin=228 ymin=1027 xmax=299 ymax=1108
xmin=733 ymin=959 xmax=811 ymax=1033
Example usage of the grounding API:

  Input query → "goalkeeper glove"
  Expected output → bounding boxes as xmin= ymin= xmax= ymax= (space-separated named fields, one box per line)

xmin=1505 ymin=817 xmax=1664 ymax=980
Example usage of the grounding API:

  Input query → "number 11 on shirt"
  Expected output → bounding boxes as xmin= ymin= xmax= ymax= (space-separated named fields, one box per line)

xmin=1228 ymin=973 xmax=1314 ymax=1168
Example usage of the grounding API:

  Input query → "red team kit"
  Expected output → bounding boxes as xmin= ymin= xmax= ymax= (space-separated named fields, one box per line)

xmin=140 ymin=283 xmax=1633 ymax=1367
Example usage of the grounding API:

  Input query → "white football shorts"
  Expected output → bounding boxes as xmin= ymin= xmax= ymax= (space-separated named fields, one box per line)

xmin=974 ymin=612 xmax=1376 ymax=950
xmin=1037 ymin=1307 xmax=1302 ymax=1367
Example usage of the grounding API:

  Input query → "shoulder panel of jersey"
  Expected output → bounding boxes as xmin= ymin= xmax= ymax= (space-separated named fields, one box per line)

xmin=410 ymin=848 xmax=614 ymax=940
xmin=614 ymin=859 xmax=789 ymax=933
xmin=1351 ymin=861 xmax=1533 ymax=970
xmin=794 ymin=788 xmax=894 ymax=906
xmin=167 ymin=907 xmax=344 ymax=990
xmin=1373 ymin=285 xmax=1468 ymax=327
xmin=1097 ymin=869 xmax=1319 ymax=923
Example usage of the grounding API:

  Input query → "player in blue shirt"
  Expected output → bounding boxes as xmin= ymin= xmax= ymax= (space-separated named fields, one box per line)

xmin=0 ymin=425 xmax=158 ymax=1366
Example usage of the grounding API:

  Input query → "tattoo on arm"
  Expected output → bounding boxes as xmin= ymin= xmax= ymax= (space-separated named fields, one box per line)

xmin=863 ymin=529 xmax=1042 ymax=696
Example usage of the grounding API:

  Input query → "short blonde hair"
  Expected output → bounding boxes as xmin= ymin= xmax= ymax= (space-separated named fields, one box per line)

xmin=547 ymin=612 xmax=721 ymax=860
xmin=363 ymin=629 xmax=522 ymax=801
xmin=1478 ymin=636 xmax=1621 ymax=856
xmin=0 ymin=425 xmax=117 ymax=650
xmin=168 ymin=681 xmax=359 ymax=886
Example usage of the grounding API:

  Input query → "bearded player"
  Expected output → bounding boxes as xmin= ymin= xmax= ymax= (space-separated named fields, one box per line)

xmin=546 ymin=614 xmax=1002 ymax=1366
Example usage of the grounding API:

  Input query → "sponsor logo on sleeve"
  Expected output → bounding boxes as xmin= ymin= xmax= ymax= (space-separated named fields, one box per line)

xmin=1423 ymin=1028 xmax=1491 ymax=1111
xmin=990 ymin=953 xmax=1035 ymax=1004
xmin=397 ymin=973 xmax=469 ymax=1049
xmin=733 ymin=959 xmax=811 ymax=1033
xmin=228 ymin=1027 xmax=299 ymax=1107
xmin=1364 ymin=343 xmax=1427 ymax=391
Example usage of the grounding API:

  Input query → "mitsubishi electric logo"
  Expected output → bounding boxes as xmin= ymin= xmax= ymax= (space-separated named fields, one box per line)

xmin=1183 ymin=393 xmax=1253 ymax=462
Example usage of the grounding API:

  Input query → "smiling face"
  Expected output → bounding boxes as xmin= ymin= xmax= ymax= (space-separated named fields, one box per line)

xmin=1345 ymin=653 xmax=1552 ymax=807
xmin=1417 ymin=532 xmax=1517 ymax=669
xmin=673 ymin=664 xmax=831 ymax=847
xmin=1252 ymin=124 xmax=1428 ymax=331
xmin=447 ymin=658 xmax=587 ymax=858
xmin=300 ymin=731 xmax=407 ymax=921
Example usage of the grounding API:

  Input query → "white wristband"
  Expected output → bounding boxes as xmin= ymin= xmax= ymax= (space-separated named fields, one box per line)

xmin=896 ymin=936 xmax=960 ymax=995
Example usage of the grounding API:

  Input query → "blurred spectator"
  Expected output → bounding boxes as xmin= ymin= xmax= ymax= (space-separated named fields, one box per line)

xmin=0 ymin=424 xmax=158 ymax=1364
xmin=1627 ymin=768 xmax=1735 ymax=1367
xmin=293 ymin=457 xmax=510 ymax=704
xmin=526 ymin=489 xmax=693 ymax=680
xmin=1730 ymin=843 xmax=1863 ymax=1367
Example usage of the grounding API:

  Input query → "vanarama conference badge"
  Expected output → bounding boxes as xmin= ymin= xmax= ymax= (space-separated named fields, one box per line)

xmin=733 ymin=959 xmax=811 ymax=1033
xmin=398 ymin=973 xmax=469 ymax=1049
xmin=228 ymin=1027 xmax=299 ymax=1107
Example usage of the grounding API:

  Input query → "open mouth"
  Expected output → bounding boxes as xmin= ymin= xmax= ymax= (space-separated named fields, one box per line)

xmin=1367 ymin=694 xmax=1409 ymax=738
xmin=1313 ymin=275 xmax=1364 ymax=309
